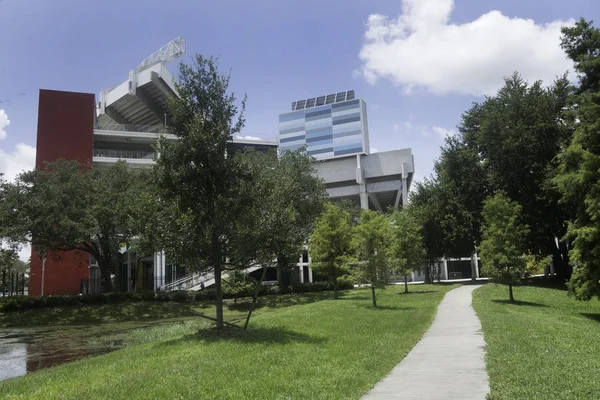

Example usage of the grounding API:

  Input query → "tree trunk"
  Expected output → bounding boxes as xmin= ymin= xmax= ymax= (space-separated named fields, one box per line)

xmin=244 ymin=266 xmax=267 ymax=330
xmin=509 ymin=284 xmax=514 ymax=302
xmin=333 ymin=277 xmax=339 ymax=299
xmin=371 ymin=285 xmax=377 ymax=308
xmin=214 ymin=262 xmax=224 ymax=332
xmin=404 ymin=275 xmax=409 ymax=294
xmin=552 ymin=241 xmax=572 ymax=281
xmin=424 ymin=264 xmax=432 ymax=284
xmin=98 ymin=260 xmax=114 ymax=293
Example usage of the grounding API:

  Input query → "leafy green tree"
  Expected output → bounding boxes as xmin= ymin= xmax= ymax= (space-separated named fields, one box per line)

xmin=352 ymin=210 xmax=391 ymax=307
xmin=554 ymin=19 xmax=600 ymax=300
xmin=409 ymin=176 xmax=476 ymax=282
xmin=459 ymin=73 xmax=574 ymax=279
xmin=389 ymin=209 xmax=426 ymax=293
xmin=309 ymin=202 xmax=353 ymax=299
xmin=155 ymin=55 xmax=248 ymax=331
xmin=479 ymin=192 xmax=529 ymax=302
xmin=408 ymin=179 xmax=445 ymax=282
xmin=435 ymin=136 xmax=489 ymax=260
xmin=3 ymin=159 xmax=150 ymax=292
xmin=232 ymin=148 xmax=326 ymax=328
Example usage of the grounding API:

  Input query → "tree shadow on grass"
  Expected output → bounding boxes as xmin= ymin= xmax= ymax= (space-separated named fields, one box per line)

xmin=357 ymin=305 xmax=416 ymax=311
xmin=160 ymin=325 xmax=327 ymax=346
xmin=492 ymin=299 xmax=549 ymax=307
xmin=397 ymin=290 xmax=436 ymax=295
xmin=521 ymin=276 xmax=568 ymax=291
xmin=581 ymin=313 xmax=600 ymax=324
xmin=226 ymin=291 xmax=335 ymax=312
xmin=335 ymin=296 xmax=371 ymax=301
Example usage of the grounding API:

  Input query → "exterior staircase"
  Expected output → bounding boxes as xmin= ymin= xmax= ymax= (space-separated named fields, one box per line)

xmin=160 ymin=266 xmax=263 ymax=291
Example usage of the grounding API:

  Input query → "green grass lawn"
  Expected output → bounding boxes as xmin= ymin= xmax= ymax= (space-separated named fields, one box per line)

xmin=0 ymin=301 xmax=202 ymax=327
xmin=0 ymin=284 xmax=457 ymax=399
xmin=0 ymin=291 xmax=344 ymax=327
xmin=473 ymin=282 xmax=600 ymax=400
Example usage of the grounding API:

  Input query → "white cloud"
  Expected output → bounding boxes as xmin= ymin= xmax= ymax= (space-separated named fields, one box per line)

xmin=0 ymin=109 xmax=10 ymax=140
xmin=0 ymin=143 xmax=36 ymax=183
xmin=432 ymin=126 xmax=455 ymax=139
xmin=234 ymin=135 xmax=263 ymax=141
xmin=0 ymin=111 xmax=36 ymax=183
xmin=358 ymin=0 xmax=575 ymax=96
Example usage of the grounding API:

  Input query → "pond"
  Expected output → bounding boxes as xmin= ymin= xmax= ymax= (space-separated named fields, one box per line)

xmin=0 ymin=318 xmax=196 ymax=382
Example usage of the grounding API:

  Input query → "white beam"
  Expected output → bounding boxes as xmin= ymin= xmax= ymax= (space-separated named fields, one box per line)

xmin=369 ymin=193 xmax=383 ymax=212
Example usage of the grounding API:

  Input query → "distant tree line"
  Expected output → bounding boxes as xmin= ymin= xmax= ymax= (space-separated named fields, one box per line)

xmin=408 ymin=18 xmax=600 ymax=301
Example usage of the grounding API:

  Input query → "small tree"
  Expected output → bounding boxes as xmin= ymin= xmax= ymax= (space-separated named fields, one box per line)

xmin=231 ymin=148 xmax=326 ymax=328
xmin=479 ymin=192 xmax=529 ymax=302
xmin=309 ymin=202 xmax=353 ymax=299
xmin=389 ymin=209 xmax=426 ymax=294
xmin=155 ymin=55 xmax=248 ymax=331
xmin=352 ymin=210 xmax=391 ymax=307
xmin=3 ymin=160 xmax=149 ymax=293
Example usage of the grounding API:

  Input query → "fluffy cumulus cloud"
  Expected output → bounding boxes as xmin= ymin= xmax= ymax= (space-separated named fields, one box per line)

xmin=0 ymin=109 xmax=9 ymax=140
xmin=0 ymin=143 xmax=36 ymax=183
xmin=0 ymin=110 xmax=36 ymax=182
xmin=0 ymin=110 xmax=35 ymax=261
xmin=358 ymin=0 xmax=575 ymax=95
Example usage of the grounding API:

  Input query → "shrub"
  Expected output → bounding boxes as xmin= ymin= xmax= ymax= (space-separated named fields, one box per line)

xmin=0 ymin=278 xmax=355 ymax=314
xmin=80 ymin=293 xmax=106 ymax=305
xmin=194 ymin=289 xmax=216 ymax=302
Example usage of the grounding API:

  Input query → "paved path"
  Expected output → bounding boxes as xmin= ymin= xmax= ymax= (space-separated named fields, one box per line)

xmin=362 ymin=285 xmax=489 ymax=400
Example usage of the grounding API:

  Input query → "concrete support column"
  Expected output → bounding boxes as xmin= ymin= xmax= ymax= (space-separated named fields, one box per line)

xmin=153 ymin=252 xmax=158 ymax=291
xmin=127 ymin=248 xmax=131 ymax=293
xmin=360 ymin=188 xmax=369 ymax=210
xmin=153 ymin=251 xmax=166 ymax=291
xmin=442 ymin=258 xmax=448 ymax=280
xmin=356 ymin=154 xmax=369 ymax=210
xmin=299 ymin=265 xmax=304 ymax=283
xmin=308 ymin=267 xmax=313 ymax=283
xmin=401 ymin=163 xmax=408 ymax=208
xmin=161 ymin=252 xmax=166 ymax=287
xmin=474 ymin=251 xmax=480 ymax=279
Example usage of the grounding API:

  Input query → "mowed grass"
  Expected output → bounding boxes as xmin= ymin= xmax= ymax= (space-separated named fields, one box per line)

xmin=473 ymin=283 xmax=600 ymax=400
xmin=0 ymin=284 xmax=457 ymax=400
xmin=0 ymin=291 xmax=347 ymax=327
xmin=0 ymin=301 xmax=202 ymax=327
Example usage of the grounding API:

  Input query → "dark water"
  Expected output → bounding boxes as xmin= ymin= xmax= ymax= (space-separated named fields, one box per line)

xmin=0 ymin=318 xmax=192 ymax=382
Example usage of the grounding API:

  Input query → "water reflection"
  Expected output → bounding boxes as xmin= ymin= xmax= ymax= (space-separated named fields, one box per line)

xmin=0 ymin=318 xmax=193 ymax=382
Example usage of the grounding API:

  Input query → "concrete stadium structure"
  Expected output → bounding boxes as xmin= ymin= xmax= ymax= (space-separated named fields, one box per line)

xmin=29 ymin=38 xmax=415 ymax=296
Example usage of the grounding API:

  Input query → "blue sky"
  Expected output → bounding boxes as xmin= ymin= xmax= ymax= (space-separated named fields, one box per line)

xmin=0 ymin=0 xmax=598 ymax=186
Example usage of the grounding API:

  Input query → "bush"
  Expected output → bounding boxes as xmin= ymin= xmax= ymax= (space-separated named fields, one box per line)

xmin=194 ymin=289 xmax=217 ymax=302
xmin=0 ymin=278 xmax=355 ymax=314
xmin=80 ymin=293 xmax=106 ymax=305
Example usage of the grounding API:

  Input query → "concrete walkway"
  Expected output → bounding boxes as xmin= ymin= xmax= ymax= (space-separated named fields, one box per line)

xmin=362 ymin=285 xmax=489 ymax=400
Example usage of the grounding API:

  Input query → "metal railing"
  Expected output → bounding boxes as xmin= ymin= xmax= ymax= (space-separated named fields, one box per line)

xmin=160 ymin=270 xmax=214 ymax=291
xmin=160 ymin=266 xmax=264 ymax=291
xmin=93 ymin=149 xmax=156 ymax=160
xmin=99 ymin=122 xmax=167 ymax=134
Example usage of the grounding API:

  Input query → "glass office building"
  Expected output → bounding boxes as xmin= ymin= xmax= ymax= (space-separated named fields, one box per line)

xmin=278 ymin=90 xmax=370 ymax=160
